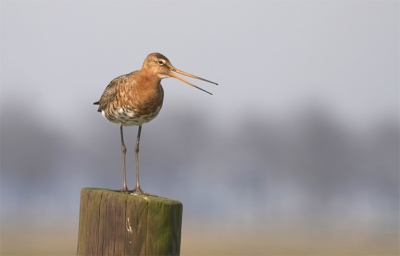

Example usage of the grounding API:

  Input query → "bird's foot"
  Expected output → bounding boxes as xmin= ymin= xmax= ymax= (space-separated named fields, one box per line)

xmin=130 ymin=186 xmax=157 ymax=197
xmin=117 ymin=187 xmax=133 ymax=194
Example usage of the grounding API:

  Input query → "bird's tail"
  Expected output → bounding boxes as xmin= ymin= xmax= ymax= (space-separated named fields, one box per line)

xmin=93 ymin=101 xmax=101 ymax=112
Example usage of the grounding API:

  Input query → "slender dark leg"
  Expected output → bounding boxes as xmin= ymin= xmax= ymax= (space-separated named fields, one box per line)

xmin=131 ymin=125 xmax=155 ymax=196
xmin=132 ymin=125 xmax=144 ymax=194
xmin=119 ymin=125 xmax=129 ymax=192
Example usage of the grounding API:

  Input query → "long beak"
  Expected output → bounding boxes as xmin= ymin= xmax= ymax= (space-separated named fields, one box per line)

xmin=169 ymin=67 xmax=218 ymax=95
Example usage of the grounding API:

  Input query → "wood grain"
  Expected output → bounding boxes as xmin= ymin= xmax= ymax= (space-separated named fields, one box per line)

xmin=77 ymin=188 xmax=182 ymax=256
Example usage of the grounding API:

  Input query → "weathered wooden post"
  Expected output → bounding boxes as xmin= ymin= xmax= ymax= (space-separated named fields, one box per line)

xmin=77 ymin=188 xmax=182 ymax=256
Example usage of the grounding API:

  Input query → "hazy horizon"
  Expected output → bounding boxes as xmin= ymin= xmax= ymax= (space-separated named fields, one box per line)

xmin=1 ymin=0 xmax=398 ymax=255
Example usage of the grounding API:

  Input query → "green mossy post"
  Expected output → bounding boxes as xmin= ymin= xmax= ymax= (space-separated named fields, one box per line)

xmin=77 ymin=188 xmax=182 ymax=256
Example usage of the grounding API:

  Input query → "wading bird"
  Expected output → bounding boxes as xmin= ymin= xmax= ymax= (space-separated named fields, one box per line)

xmin=94 ymin=53 xmax=217 ymax=195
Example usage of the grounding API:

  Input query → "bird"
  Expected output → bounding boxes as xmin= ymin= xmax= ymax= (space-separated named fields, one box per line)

xmin=94 ymin=52 xmax=217 ymax=195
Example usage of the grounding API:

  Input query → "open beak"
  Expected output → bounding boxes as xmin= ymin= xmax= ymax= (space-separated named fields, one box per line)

xmin=169 ymin=67 xmax=218 ymax=95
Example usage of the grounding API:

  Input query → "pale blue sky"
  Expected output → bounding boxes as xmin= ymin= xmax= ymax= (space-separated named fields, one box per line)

xmin=2 ymin=0 xmax=398 ymax=134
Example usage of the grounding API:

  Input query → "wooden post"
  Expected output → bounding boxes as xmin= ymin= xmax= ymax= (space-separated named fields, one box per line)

xmin=77 ymin=188 xmax=182 ymax=256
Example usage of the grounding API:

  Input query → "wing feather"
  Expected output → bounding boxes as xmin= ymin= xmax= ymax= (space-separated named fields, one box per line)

xmin=94 ymin=71 xmax=137 ymax=112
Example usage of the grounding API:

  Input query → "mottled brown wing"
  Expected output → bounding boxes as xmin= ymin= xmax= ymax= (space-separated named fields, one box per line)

xmin=93 ymin=72 xmax=136 ymax=112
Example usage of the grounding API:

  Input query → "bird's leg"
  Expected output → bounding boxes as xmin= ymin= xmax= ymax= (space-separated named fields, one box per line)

xmin=118 ymin=125 xmax=129 ymax=193
xmin=132 ymin=125 xmax=144 ymax=194
xmin=131 ymin=125 xmax=155 ymax=196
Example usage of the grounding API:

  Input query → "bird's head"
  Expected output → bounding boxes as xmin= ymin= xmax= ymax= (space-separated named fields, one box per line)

xmin=142 ymin=52 xmax=217 ymax=95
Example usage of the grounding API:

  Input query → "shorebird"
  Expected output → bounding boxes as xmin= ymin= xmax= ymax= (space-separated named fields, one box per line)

xmin=94 ymin=53 xmax=217 ymax=195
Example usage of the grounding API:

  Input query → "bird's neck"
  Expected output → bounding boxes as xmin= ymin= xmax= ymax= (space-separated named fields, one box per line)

xmin=137 ymin=69 xmax=162 ymax=88
xmin=131 ymin=69 xmax=164 ymax=105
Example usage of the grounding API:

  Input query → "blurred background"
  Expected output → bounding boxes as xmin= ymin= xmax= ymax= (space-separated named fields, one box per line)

xmin=1 ymin=1 xmax=398 ymax=255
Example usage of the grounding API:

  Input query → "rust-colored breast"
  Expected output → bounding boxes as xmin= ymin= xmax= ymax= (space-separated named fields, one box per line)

xmin=98 ymin=71 xmax=164 ymax=126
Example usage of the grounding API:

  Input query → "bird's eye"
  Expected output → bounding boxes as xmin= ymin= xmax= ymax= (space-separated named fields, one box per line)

xmin=157 ymin=60 xmax=165 ymax=65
